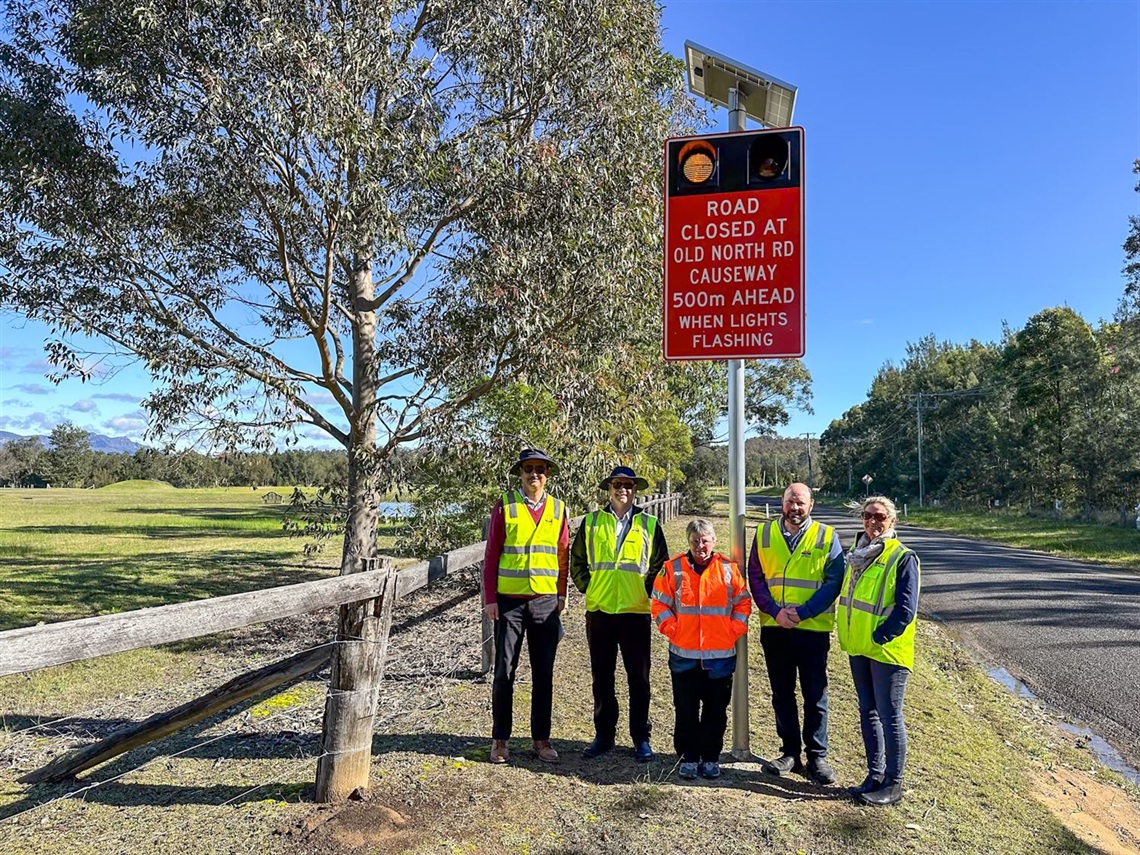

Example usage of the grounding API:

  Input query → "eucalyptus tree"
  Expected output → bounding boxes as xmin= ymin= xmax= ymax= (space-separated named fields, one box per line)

xmin=44 ymin=422 xmax=93 ymax=487
xmin=1001 ymin=307 xmax=1103 ymax=508
xmin=0 ymin=0 xmax=688 ymax=573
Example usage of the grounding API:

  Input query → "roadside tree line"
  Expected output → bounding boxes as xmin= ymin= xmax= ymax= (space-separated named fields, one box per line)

xmin=821 ymin=164 xmax=1140 ymax=522
xmin=0 ymin=422 xmax=348 ymax=489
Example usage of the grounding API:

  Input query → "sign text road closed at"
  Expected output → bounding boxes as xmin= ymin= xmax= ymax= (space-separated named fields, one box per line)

xmin=663 ymin=127 xmax=804 ymax=360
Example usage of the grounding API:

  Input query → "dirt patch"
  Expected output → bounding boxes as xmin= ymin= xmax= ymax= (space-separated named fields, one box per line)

xmin=1032 ymin=768 xmax=1140 ymax=854
xmin=287 ymin=800 xmax=425 ymax=853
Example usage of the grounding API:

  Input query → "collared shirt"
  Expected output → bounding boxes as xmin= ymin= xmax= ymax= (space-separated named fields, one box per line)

xmin=746 ymin=514 xmax=844 ymax=621
xmin=607 ymin=503 xmax=635 ymax=552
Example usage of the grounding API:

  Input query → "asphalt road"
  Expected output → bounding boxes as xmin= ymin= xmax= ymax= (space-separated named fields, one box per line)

xmin=745 ymin=497 xmax=1140 ymax=770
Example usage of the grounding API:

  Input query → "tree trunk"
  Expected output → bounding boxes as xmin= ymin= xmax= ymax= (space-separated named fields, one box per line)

xmin=315 ymin=256 xmax=385 ymax=802
xmin=315 ymin=555 xmax=395 ymax=802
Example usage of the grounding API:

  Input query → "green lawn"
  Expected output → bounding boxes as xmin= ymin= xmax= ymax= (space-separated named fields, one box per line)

xmin=0 ymin=483 xmax=341 ymax=632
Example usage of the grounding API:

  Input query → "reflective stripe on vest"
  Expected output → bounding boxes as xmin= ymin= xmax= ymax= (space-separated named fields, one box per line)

xmin=497 ymin=491 xmax=564 ymax=595
xmin=836 ymin=541 xmax=919 ymax=669
xmin=664 ymin=554 xmax=748 ymax=660
xmin=584 ymin=509 xmax=657 ymax=614
xmin=756 ymin=519 xmax=835 ymax=632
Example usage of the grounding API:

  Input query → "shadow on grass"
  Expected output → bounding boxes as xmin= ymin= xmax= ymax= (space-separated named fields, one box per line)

xmin=5 ymin=524 xmax=286 ymax=540
xmin=120 ymin=506 xmax=288 ymax=520
xmin=8 ymin=779 xmax=316 ymax=812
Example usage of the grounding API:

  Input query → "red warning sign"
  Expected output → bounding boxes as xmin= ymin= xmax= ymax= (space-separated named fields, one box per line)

xmin=663 ymin=128 xmax=804 ymax=360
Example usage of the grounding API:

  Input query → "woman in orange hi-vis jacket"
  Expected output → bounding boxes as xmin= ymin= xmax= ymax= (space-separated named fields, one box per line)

xmin=651 ymin=518 xmax=752 ymax=781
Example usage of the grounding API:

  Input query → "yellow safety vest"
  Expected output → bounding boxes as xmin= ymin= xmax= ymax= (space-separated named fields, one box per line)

xmin=836 ymin=540 xmax=920 ymax=669
xmin=497 ymin=490 xmax=565 ymax=596
xmin=756 ymin=519 xmax=836 ymax=632
xmin=582 ymin=509 xmax=658 ymax=614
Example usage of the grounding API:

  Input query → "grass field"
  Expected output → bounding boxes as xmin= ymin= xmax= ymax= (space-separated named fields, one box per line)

xmin=0 ymin=482 xmax=334 ymax=631
xmin=1 ymin=485 xmax=1138 ymax=853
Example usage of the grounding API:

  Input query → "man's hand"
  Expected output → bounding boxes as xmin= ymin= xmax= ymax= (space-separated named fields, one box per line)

xmin=557 ymin=596 xmax=566 ymax=614
xmin=776 ymin=607 xmax=801 ymax=629
xmin=483 ymin=602 xmax=499 ymax=622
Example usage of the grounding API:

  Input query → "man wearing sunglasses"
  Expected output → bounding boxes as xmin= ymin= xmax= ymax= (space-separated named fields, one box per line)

xmin=747 ymin=482 xmax=844 ymax=785
xmin=483 ymin=448 xmax=570 ymax=765
xmin=570 ymin=465 xmax=669 ymax=762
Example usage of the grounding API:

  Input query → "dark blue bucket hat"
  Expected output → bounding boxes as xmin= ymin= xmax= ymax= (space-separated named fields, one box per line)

xmin=510 ymin=448 xmax=559 ymax=476
xmin=599 ymin=465 xmax=649 ymax=491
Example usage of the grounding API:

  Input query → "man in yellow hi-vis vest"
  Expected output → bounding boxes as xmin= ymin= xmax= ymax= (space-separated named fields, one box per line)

xmin=747 ymin=482 xmax=844 ymax=785
xmin=570 ymin=466 xmax=669 ymax=762
xmin=483 ymin=449 xmax=569 ymax=766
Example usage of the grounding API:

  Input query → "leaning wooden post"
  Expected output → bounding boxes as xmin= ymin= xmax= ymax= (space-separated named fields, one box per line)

xmin=315 ymin=556 xmax=396 ymax=802
xmin=480 ymin=517 xmax=494 ymax=676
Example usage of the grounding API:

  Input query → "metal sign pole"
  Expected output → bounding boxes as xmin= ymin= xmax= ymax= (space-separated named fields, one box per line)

xmin=726 ymin=87 xmax=751 ymax=760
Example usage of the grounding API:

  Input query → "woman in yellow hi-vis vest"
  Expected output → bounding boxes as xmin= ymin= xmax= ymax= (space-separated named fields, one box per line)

xmin=837 ymin=495 xmax=921 ymax=807
xmin=482 ymin=449 xmax=569 ymax=766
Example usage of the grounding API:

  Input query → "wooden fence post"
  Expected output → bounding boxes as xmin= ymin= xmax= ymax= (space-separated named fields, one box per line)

xmin=480 ymin=517 xmax=494 ymax=676
xmin=315 ymin=556 xmax=396 ymax=802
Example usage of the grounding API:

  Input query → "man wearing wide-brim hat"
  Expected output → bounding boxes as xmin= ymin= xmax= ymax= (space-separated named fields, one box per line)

xmin=483 ymin=448 xmax=569 ymax=765
xmin=570 ymin=465 xmax=669 ymax=762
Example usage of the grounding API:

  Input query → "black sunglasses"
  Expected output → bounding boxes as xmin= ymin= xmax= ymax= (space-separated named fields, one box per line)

xmin=862 ymin=511 xmax=889 ymax=523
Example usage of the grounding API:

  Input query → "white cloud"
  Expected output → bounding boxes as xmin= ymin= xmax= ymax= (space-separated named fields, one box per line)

xmin=70 ymin=399 xmax=99 ymax=413
xmin=8 ymin=383 xmax=51 ymax=395
xmin=104 ymin=413 xmax=149 ymax=433
xmin=0 ymin=412 xmax=56 ymax=432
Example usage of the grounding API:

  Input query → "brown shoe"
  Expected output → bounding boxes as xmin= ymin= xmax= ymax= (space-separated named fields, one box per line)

xmin=533 ymin=740 xmax=559 ymax=763
xmin=490 ymin=739 xmax=509 ymax=764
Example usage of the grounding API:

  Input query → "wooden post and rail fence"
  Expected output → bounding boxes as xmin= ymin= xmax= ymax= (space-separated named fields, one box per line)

xmin=0 ymin=493 xmax=682 ymax=800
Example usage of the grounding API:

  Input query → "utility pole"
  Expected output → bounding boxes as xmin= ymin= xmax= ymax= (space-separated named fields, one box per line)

xmin=913 ymin=388 xmax=984 ymax=508
xmin=915 ymin=393 xmax=924 ymax=507
xmin=802 ymin=432 xmax=815 ymax=488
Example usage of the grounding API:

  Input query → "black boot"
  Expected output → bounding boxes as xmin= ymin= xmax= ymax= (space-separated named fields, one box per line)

xmin=858 ymin=780 xmax=903 ymax=806
xmin=847 ymin=773 xmax=883 ymax=798
xmin=583 ymin=736 xmax=615 ymax=758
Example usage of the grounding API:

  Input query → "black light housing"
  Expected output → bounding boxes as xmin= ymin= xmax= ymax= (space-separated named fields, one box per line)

xmin=749 ymin=134 xmax=789 ymax=181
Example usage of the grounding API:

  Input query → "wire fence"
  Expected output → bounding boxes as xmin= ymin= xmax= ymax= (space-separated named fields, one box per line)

xmin=0 ymin=568 xmax=486 ymax=828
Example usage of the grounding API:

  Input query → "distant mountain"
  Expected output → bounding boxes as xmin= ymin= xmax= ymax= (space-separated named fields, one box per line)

xmin=0 ymin=431 xmax=142 ymax=454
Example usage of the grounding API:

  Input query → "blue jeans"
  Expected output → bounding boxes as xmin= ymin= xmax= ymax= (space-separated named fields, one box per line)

xmin=849 ymin=655 xmax=909 ymax=783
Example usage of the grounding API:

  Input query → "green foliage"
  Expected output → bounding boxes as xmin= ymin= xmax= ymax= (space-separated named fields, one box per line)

xmin=44 ymin=421 xmax=92 ymax=487
xmin=0 ymin=435 xmax=44 ymax=486
xmin=0 ymin=0 xmax=696 ymax=568
xmin=822 ymin=314 xmax=1138 ymax=517
xmin=1123 ymin=159 xmax=1140 ymax=305
xmin=746 ymin=359 xmax=813 ymax=433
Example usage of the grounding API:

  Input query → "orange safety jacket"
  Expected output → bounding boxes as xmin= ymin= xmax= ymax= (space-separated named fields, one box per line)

xmin=651 ymin=552 xmax=752 ymax=661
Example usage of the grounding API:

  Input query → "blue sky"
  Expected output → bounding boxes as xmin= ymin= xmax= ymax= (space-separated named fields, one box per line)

xmin=1 ymin=0 xmax=1138 ymax=447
